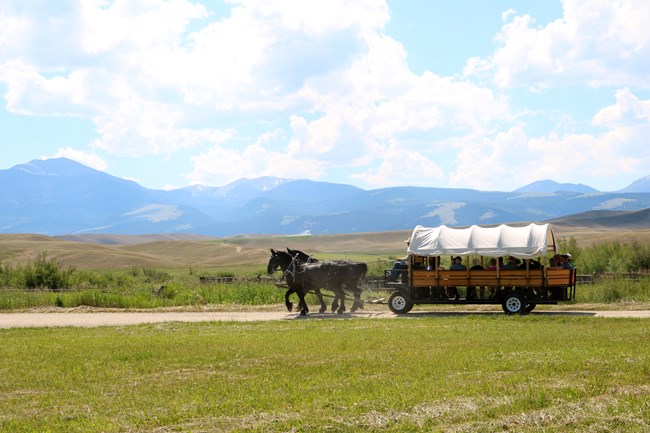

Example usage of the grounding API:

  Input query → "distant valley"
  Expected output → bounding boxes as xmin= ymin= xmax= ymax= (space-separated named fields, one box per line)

xmin=2 ymin=157 xmax=650 ymax=237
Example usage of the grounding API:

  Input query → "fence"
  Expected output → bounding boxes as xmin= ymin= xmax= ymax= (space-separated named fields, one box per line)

xmin=576 ymin=272 xmax=650 ymax=284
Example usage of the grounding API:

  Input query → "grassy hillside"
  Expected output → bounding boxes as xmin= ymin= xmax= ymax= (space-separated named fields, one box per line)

xmin=2 ymin=225 xmax=650 ymax=270
xmin=0 ymin=231 xmax=409 ymax=270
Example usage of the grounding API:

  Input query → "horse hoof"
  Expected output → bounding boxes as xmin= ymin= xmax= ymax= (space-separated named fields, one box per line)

xmin=286 ymin=303 xmax=293 ymax=312
xmin=300 ymin=310 xmax=307 ymax=316
xmin=319 ymin=307 xmax=327 ymax=313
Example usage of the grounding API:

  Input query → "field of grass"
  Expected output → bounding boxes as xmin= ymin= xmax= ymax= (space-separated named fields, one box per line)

xmin=2 ymin=228 xmax=650 ymax=432
xmin=2 ymin=316 xmax=649 ymax=432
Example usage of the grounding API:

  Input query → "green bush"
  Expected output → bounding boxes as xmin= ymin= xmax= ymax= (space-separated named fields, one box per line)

xmin=556 ymin=236 xmax=650 ymax=273
xmin=22 ymin=252 xmax=75 ymax=291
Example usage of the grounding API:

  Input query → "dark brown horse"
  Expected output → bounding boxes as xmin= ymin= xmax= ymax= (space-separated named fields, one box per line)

xmin=286 ymin=248 xmax=366 ymax=313
xmin=266 ymin=248 xmax=328 ymax=314
xmin=267 ymin=249 xmax=367 ymax=315
xmin=285 ymin=248 xmax=328 ymax=313
xmin=302 ymin=259 xmax=367 ymax=314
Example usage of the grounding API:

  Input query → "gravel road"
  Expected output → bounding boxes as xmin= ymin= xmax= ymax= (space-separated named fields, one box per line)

xmin=2 ymin=309 xmax=650 ymax=328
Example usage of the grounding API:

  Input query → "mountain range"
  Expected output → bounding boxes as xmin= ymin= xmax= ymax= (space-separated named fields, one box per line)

xmin=2 ymin=158 xmax=650 ymax=236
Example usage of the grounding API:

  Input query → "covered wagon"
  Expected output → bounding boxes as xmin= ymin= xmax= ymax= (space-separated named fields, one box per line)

xmin=385 ymin=223 xmax=576 ymax=315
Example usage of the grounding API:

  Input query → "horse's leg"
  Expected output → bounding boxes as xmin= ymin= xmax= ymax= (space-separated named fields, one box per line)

xmin=350 ymin=289 xmax=363 ymax=312
xmin=336 ymin=289 xmax=346 ymax=314
xmin=284 ymin=288 xmax=294 ymax=312
xmin=314 ymin=288 xmax=327 ymax=313
xmin=330 ymin=294 xmax=339 ymax=313
xmin=297 ymin=290 xmax=309 ymax=315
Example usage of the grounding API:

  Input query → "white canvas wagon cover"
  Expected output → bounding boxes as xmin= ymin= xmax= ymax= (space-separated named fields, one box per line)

xmin=407 ymin=223 xmax=556 ymax=259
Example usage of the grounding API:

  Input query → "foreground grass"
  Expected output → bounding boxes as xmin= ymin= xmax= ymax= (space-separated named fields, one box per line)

xmin=1 ymin=316 xmax=649 ymax=432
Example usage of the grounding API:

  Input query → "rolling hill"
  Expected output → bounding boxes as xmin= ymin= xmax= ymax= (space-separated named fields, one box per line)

xmin=2 ymin=218 xmax=650 ymax=271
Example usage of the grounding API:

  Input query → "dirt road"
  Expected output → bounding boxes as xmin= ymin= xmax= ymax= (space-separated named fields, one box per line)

xmin=2 ymin=309 xmax=650 ymax=328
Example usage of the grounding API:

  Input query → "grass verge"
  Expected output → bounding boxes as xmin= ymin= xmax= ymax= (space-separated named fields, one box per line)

xmin=1 ymin=316 xmax=649 ymax=432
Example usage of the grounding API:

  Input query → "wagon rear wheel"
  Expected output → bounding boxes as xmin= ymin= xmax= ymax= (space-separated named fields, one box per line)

xmin=501 ymin=292 xmax=525 ymax=315
xmin=388 ymin=291 xmax=413 ymax=314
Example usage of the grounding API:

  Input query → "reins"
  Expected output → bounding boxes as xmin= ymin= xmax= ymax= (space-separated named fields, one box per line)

xmin=278 ymin=252 xmax=305 ymax=282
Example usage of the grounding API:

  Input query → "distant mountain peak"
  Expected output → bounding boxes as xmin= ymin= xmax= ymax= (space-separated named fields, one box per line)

xmin=619 ymin=175 xmax=650 ymax=193
xmin=15 ymin=157 xmax=99 ymax=177
xmin=514 ymin=179 xmax=598 ymax=193
xmin=176 ymin=176 xmax=295 ymax=197
xmin=225 ymin=176 xmax=294 ymax=190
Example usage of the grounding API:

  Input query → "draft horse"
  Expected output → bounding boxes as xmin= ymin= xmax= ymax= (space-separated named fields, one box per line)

xmin=267 ymin=248 xmax=328 ymax=314
xmin=267 ymin=249 xmax=367 ymax=315
xmin=286 ymin=248 xmax=366 ymax=314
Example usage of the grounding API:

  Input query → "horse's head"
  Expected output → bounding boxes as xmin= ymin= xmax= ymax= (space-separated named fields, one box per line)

xmin=268 ymin=249 xmax=294 ymax=275
xmin=267 ymin=249 xmax=281 ymax=275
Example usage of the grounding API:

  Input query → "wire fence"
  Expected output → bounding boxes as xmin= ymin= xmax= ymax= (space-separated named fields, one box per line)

xmin=576 ymin=272 xmax=650 ymax=284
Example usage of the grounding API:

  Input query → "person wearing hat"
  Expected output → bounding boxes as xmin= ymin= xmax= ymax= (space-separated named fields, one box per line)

xmin=446 ymin=256 xmax=465 ymax=300
xmin=560 ymin=254 xmax=575 ymax=270
xmin=449 ymin=256 xmax=466 ymax=271
xmin=502 ymin=256 xmax=519 ymax=270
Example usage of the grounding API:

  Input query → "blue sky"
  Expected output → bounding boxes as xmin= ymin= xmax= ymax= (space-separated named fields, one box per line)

xmin=1 ymin=0 xmax=649 ymax=192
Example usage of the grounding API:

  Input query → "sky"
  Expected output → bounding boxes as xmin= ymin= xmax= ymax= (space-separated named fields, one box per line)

xmin=1 ymin=0 xmax=649 ymax=193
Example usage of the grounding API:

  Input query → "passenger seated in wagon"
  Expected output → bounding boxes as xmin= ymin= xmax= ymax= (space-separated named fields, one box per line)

xmin=468 ymin=258 xmax=484 ymax=300
xmin=446 ymin=256 xmax=465 ymax=300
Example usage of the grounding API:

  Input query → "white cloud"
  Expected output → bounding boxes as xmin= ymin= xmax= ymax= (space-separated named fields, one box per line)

xmin=450 ymin=127 xmax=534 ymax=191
xmin=592 ymin=88 xmax=650 ymax=127
xmin=351 ymin=143 xmax=446 ymax=187
xmin=80 ymin=0 xmax=208 ymax=53
xmin=0 ymin=0 xmax=514 ymax=189
xmin=484 ymin=0 xmax=650 ymax=89
xmin=2 ymin=0 xmax=648 ymax=192
xmin=449 ymin=88 xmax=650 ymax=192
xmin=187 ymin=142 xmax=326 ymax=186
xmin=52 ymin=148 xmax=108 ymax=172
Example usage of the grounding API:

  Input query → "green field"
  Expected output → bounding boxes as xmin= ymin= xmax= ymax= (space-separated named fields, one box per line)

xmin=2 ymin=316 xmax=649 ymax=432
xmin=2 ymin=229 xmax=650 ymax=432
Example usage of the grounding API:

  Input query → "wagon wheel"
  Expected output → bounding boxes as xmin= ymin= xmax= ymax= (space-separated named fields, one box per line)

xmin=501 ymin=292 xmax=525 ymax=315
xmin=388 ymin=291 xmax=413 ymax=314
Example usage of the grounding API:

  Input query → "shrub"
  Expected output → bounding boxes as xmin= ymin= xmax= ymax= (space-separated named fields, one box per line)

xmin=22 ymin=252 xmax=75 ymax=291
xmin=630 ymin=241 xmax=650 ymax=271
xmin=574 ymin=241 xmax=649 ymax=274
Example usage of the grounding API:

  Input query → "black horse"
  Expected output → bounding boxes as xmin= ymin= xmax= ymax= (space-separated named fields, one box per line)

xmin=284 ymin=248 xmax=366 ymax=313
xmin=284 ymin=248 xmax=328 ymax=313
xmin=267 ymin=249 xmax=367 ymax=315
xmin=267 ymin=248 xmax=327 ymax=314
xmin=284 ymin=248 xmax=367 ymax=313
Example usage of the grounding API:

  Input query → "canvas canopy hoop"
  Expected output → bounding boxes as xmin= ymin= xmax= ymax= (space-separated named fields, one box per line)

xmin=406 ymin=223 xmax=556 ymax=259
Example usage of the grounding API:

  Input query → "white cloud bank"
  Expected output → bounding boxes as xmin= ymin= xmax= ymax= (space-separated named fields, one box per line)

xmin=1 ymin=0 xmax=650 ymax=191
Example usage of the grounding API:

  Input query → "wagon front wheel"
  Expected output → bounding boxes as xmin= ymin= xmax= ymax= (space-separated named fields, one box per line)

xmin=501 ymin=292 xmax=524 ymax=315
xmin=388 ymin=291 xmax=413 ymax=314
